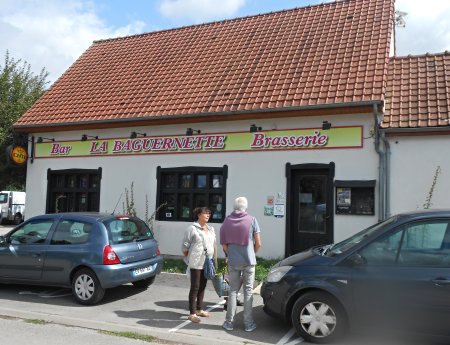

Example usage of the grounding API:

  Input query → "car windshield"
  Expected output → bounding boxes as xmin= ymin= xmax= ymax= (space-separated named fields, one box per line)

xmin=103 ymin=216 xmax=154 ymax=244
xmin=325 ymin=216 xmax=397 ymax=256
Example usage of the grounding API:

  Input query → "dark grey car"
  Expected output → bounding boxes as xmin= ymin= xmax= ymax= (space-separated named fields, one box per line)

xmin=262 ymin=210 xmax=450 ymax=343
xmin=0 ymin=212 xmax=163 ymax=305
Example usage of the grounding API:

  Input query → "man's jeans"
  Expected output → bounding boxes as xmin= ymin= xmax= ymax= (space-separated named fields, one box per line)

xmin=225 ymin=264 xmax=256 ymax=325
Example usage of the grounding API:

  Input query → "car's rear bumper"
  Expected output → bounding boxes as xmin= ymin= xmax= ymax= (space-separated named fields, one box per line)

xmin=92 ymin=255 xmax=163 ymax=288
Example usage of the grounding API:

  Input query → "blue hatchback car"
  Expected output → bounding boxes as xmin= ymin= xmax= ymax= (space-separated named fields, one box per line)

xmin=0 ymin=212 xmax=163 ymax=305
xmin=262 ymin=210 xmax=450 ymax=343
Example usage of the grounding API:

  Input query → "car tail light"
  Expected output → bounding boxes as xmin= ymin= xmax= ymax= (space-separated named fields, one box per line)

xmin=156 ymin=243 xmax=161 ymax=256
xmin=103 ymin=245 xmax=121 ymax=265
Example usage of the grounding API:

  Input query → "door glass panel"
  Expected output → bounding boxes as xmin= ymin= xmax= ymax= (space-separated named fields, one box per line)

xmin=297 ymin=175 xmax=327 ymax=234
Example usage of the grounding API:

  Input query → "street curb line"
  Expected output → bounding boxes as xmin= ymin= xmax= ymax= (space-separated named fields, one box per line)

xmin=0 ymin=306 xmax=269 ymax=345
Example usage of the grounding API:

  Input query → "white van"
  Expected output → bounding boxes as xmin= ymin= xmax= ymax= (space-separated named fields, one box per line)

xmin=0 ymin=191 xmax=25 ymax=224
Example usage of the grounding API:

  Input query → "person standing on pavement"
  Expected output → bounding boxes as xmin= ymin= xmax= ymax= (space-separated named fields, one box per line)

xmin=182 ymin=207 xmax=216 ymax=323
xmin=220 ymin=197 xmax=261 ymax=332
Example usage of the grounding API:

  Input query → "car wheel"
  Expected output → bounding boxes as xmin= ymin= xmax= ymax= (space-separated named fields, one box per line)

xmin=72 ymin=268 xmax=105 ymax=305
xmin=291 ymin=291 xmax=347 ymax=344
xmin=132 ymin=276 xmax=155 ymax=289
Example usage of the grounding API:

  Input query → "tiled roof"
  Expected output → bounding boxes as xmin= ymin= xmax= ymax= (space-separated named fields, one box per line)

xmin=383 ymin=52 xmax=450 ymax=129
xmin=15 ymin=0 xmax=394 ymax=129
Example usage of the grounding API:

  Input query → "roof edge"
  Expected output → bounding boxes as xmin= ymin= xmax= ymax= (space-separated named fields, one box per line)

xmin=391 ymin=51 xmax=450 ymax=60
xmin=382 ymin=126 xmax=450 ymax=134
xmin=14 ymin=100 xmax=383 ymax=131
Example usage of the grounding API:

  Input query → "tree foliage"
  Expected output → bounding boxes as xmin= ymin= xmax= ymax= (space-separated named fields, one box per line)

xmin=0 ymin=51 xmax=49 ymax=190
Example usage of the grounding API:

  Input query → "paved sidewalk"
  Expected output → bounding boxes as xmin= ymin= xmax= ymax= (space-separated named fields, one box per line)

xmin=0 ymin=316 xmax=181 ymax=345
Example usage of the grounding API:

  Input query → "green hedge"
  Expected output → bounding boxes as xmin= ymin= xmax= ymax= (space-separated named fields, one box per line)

xmin=163 ymin=257 xmax=280 ymax=282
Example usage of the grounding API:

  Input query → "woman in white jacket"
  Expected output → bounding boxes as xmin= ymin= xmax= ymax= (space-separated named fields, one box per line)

xmin=182 ymin=207 xmax=215 ymax=323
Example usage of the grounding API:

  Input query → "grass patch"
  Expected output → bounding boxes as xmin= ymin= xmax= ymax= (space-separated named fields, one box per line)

xmin=100 ymin=330 xmax=156 ymax=342
xmin=24 ymin=319 xmax=50 ymax=325
xmin=163 ymin=256 xmax=279 ymax=282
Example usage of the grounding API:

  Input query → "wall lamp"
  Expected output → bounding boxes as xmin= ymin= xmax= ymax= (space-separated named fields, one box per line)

xmin=130 ymin=131 xmax=146 ymax=139
xmin=250 ymin=124 xmax=262 ymax=133
xmin=186 ymin=128 xmax=201 ymax=136
xmin=322 ymin=121 xmax=332 ymax=130
xmin=81 ymin=134 xmax=98 ymax=141
xmin=36 ymin=136 xmax=55 ymax=143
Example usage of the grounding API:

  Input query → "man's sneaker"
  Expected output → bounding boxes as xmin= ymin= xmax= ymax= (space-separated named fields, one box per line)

xmin=244 ymin=322 xmax=257 ymax=332
xmin=222 ymin=321 xmax=234 ymax=331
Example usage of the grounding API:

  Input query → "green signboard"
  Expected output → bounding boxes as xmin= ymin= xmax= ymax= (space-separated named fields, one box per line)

xmin=34 ymin=126 xmax=363 ymax=158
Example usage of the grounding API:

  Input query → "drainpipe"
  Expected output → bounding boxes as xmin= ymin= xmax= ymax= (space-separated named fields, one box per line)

xmin=381 ymin=131 xmax=391 ymax=218
xmin=373 ymin=103 xmax=385 ymax=221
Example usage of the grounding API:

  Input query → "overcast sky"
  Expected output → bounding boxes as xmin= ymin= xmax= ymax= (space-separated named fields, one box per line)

xmin=0 ymin=0 xmax=449 ymax=86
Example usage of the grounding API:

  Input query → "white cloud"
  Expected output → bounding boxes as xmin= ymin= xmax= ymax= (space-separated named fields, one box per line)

xmin=0 ymin=0 xmax=145 ymax=85
xmin=395 ymin=0 xmax=450 ymax=56
xmin=158 ymin=0 xmax=246 ymax=24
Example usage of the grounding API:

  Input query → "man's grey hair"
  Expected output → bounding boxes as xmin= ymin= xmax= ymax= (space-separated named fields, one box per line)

xmin=233 ymin=197 xmax=248 ymax=211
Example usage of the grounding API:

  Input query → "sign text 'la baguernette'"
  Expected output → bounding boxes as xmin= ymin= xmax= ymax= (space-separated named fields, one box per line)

xmin=36 ymin=126 xmax=363 ymax=158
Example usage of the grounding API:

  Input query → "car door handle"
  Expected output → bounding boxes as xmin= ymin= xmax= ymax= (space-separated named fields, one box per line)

xmin=31 ymin=253 xmax=41 ymax=258
xmin=432 ymin=278 xmax=450 ymax=285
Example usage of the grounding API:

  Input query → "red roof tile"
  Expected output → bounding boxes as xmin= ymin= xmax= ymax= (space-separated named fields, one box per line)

xmin=15 ymin=0 xmax=394 ymax=129
xmin=383 ymin=52 xmax=450 ymax=129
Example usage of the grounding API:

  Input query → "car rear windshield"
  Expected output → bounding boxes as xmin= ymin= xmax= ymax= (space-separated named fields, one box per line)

xmin=103 ymin=217 xmax=154 ymax=244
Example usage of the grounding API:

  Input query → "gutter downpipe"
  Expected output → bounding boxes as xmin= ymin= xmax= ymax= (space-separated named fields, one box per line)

xmin=373 ymin=103 xmax=385 ymax=221
xmin=381 ymin=130 xmax=391 ymax=219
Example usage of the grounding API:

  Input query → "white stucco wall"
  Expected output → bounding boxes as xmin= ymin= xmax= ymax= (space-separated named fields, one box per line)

xmin=388 ymin=134 xmax=450 ymax=215
xmin=26 ymin=113 xmax=381 ymax=258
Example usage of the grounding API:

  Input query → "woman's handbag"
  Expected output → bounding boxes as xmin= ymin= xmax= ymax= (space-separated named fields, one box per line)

xmin=203 ymin=254 xmax=216 ymax=280
xmin=212 ymin=273 xmax=230 ymax=297
xmin=199 ymin=228 xmax=216 ymax=280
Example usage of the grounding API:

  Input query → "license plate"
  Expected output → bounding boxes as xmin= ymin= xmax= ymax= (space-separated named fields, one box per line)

xmin=133 ymin=264 xmax=156 ymax=276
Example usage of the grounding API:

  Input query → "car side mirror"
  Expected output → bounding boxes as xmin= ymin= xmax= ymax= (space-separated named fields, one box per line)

xmin=346 ymin=253 xmax=366 ymax=266
xmin=0 ymin=236 xmax=6 ymax=246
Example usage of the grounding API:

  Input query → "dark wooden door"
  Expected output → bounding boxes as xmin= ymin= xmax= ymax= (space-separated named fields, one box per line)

xmin=287 ymin=164 xmax=334 ymax=255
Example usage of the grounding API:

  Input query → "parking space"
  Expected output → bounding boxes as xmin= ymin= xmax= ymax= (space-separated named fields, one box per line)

xmin=0 ymin=271 xmax=303 ymax=345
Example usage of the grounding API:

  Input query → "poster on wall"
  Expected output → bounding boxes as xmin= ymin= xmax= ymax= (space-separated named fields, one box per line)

xmin=264 ymin=205 xmax=274 ymax=216
xmin=274 ymin=203 xmax=285 ymax=218
xmin=336 ymin=187 xmax=351 ymax=213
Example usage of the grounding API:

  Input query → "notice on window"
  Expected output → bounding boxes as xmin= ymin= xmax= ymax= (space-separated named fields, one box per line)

xmin=336 ymin=187 xmax=351 ymax=213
